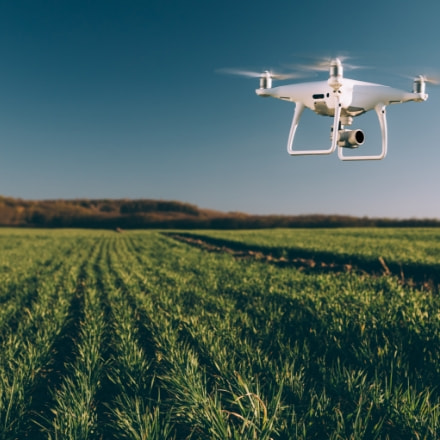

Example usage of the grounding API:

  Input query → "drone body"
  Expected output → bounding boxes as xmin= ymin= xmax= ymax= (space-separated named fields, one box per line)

xmin=233 ymin=58 xmax=430 ymax=160
xmin=258 ymin=77 xmax=427 ymax=117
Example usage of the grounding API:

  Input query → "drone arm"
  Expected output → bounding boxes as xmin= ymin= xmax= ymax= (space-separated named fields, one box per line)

xmin=287 ymin=97 xmax=341 ymax=155
xmin=338 ymin=103 xmax=388 ymax=161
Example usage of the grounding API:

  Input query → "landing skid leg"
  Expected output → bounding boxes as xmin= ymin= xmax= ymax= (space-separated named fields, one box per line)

xmin=287 ymin=96 xmax=342 ymax=156
xmin=338 ymin=104 xmax=388 ymax=161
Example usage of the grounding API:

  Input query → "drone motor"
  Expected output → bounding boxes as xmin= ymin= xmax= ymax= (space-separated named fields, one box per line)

xmin=413 ymin=75 xmax=426 ymax=94
xmin=259 ymin=71 xmax=272 ymax=90
xmin=328 ymin=58 xmax=344 ymax=90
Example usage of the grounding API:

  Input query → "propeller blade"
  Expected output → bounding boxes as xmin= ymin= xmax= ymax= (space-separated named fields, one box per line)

xmin=399 ymin=71 xmax=440 ymax=86
xmin=217 ymin=68 xmax=307 ymax=80
xmin=421 ymin=75 xmax=440 ymax=85
xmin=270 ymin=71 xmax=307 ymax=80
xmin=217 ymin=68 xmax=262 ymax=78
xmin=290 ymin=54 xmax=364 ymax=73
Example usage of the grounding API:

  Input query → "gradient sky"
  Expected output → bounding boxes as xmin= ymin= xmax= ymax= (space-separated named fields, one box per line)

xmin=0 ymin=0 xmax=439 ymax=218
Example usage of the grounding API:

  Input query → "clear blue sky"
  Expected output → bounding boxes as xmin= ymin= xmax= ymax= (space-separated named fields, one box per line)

xmin=0 ymin=0 xmax=439 ymax=218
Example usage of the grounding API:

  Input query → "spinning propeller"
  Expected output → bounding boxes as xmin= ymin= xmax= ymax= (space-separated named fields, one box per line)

xmin=290 ymin=55 xmax=364 ymax=73
xmin=218 ymin=68 xmax=302 ymax=79
xmin=218 ymin=68 xmax=306 ymax=89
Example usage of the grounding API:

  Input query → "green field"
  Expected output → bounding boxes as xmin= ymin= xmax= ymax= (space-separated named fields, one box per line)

xmin=0 ymin=227 xmax=439 ymax=439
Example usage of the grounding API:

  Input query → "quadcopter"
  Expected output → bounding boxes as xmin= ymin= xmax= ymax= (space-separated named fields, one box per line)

xmin=223 ymin=58 xmax=433 ymax=160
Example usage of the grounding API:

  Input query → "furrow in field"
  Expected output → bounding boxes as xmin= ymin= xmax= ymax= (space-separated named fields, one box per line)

xmin=169 ymin=233 xmax=439 ymax=290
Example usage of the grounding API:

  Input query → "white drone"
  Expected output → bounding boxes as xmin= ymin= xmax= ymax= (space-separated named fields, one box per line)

xmin=224 ymin=58 xmax=433 ymax=160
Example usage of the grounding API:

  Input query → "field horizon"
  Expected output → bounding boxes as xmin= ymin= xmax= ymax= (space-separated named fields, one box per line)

xmin=0 ymin=195 xmax=439 ymax=229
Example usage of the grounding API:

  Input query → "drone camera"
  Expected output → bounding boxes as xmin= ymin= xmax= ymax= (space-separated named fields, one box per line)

xmin=337 ymin=129 xmax=365 ymax=148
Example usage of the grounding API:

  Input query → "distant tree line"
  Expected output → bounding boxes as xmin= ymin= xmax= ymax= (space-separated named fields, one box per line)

xmin=0 ymin=196 xmax=439 ymax=229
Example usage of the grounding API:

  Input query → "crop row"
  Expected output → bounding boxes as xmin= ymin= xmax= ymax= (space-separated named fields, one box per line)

xmin=0 ymin=229 xmax=439 ymax=438
xmin=0 ymin=231 xmax=96 ymax=438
